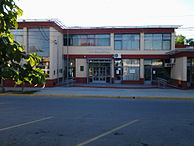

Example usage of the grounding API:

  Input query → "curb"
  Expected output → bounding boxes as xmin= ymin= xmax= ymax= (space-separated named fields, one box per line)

xmin=0 ymin=93 xmax=194 ymax=100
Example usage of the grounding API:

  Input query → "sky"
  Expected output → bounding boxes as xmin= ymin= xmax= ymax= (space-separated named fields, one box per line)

xmin=17 ymin=0 xmax=194 ymax=38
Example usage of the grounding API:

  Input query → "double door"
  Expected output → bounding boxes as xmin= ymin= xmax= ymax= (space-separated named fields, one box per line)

xmin=92 ymin=66 xmax=107 ymax=83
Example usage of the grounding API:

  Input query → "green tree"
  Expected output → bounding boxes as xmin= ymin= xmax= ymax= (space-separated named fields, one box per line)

xmin=186 ymin=38 xmax=194 ymax=45
xmin=175 ymin=35 xmax=185 ymax=45
xmin=0 ymin=0 xmax=46 ymax=92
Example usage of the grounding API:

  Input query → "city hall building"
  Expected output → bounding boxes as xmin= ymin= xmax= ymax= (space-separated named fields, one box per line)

xmin=5 ymin=19 xmax=194 ymax=89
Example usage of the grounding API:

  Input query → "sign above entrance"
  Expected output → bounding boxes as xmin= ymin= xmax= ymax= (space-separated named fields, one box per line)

xmin=87 ymin=59 xmax=112 ymax=63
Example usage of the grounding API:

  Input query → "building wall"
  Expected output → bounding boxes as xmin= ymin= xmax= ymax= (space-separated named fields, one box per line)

xmin=171 ymin=56 xmax=187 ymax=81
xmin=75 ymin=59 xmax=87 ymax=77
xmin=10 ymin=24 xmax=64 ymax=87
xmin=49 ymin=27 xmax=64 ymax=80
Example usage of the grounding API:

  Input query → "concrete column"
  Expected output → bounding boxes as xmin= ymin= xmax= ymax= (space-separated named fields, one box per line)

xmin=182 ymin=57 xmax=187 ymax=81
xmin=23 ymin=27 xmax=28 ymax=52
xmin=171 ymin=32 xmax=175 ymax=50
xmin=140 ymin=58 xmax=144 ymax=79
xmin=140 ymin=33 xmax=144 ymax=51
xmin=110 ymin=33 xmax=114 ymax=50
xmin=49 ymin=27 xmax=56 ymax=80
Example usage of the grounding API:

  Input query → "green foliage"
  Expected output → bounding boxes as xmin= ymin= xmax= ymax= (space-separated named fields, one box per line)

xmin=175 ymin=35 xmax=185 ymax=45
xmin=176 ymin=34 xmax=194 ymax=45
xmin=186 ymin=38 xmax=194 ymax=45
xmin=0 ymin=0 xmax=46 ymax=88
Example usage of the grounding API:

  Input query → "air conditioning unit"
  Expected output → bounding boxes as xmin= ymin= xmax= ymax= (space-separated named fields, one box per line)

xmin=113 ymin=53 xmax=121 ymax=58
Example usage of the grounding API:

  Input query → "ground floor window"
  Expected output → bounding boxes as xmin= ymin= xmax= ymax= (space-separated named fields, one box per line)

xmin=144 ymin=59 xmax=170 ymax=82
xmin=187 ymin=58 xmax=194 ymax=84
xmin=64 ymin=59 xmax=76 ymax=80
xmin=114 ymin=59 xmax=140 ymax=81
xmin=123 ymin=59 xmax=140 ymax=80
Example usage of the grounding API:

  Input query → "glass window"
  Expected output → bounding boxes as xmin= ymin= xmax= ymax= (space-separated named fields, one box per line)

xmin=144 ymin=34 xmax=171 ymax=50
xmin=187 ymin=58 xmax=194 ymax=83
xmin=28 ymin=28 xmax=50 ymax=57
xmin=115 ymin=41 xmax=122 ymax=50
xmin=64 ymin=34 xmax=110 ymax=46
xmin=114 ymin=34 xmax=140 ymax=50
xmin=96 ymin=34 xmax=110 ymax=46
xmin=122 ymin=59 xmax=140 ymax=80
xmin=11 ymin=29 xmax=23 ymax=45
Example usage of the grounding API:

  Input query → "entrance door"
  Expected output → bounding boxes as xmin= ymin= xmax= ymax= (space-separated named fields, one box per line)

xmin=144 ymin=65 xmax=152 ymax=84
xmin=92 ymin=66 xmax=107 ymax=83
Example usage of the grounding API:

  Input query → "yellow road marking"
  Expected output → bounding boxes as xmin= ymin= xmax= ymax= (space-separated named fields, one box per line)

xmin=0 ymin=116 xmax=54 ymax=132
xmin=76 ymin=119 xmax=138 ymax=146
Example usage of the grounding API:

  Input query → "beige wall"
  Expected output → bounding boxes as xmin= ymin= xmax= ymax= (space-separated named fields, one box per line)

xmin=171 ymin=57 xmax=187 ymax=81
xmin=75 ymin=59 xmax=87 ymax=77
xmin=49 ymin=27 xmax=64 ymax=80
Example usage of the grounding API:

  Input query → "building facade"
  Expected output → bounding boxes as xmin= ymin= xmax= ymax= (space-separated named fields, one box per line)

xmin=4 ymin=19 xmax=194 ymax=89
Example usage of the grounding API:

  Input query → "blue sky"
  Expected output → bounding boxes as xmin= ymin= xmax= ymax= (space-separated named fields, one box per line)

xmin=17 ymin=0 xmax=194 ymax=38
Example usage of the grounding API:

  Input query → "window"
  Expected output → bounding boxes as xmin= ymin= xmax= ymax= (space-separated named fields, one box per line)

xmin=144 ymin=34 xmax=171 ymax=50
xmin=64 ymin=34 xmax=110 ymax=46
xmin=11 ymin=29 xmax=23 ymax=45
xmin=28 ymin=28 xmax=50 ymax=57
xmin=123 ymin=59 xmax=140 ymax=80
xmin=114 ymin=34 xmax=140 ymax=50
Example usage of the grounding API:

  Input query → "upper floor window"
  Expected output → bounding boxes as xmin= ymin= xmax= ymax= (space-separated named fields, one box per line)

xmin=28 ymin=28 xmax=50 ymax=57
xmin=64 ymin=34 xmax=110 ymax=46
xmin=144 ymin=34 xmax=171 ymax=50
xmin=114 ymin=34 xmax=140 ymax=50
xmin=11 ymin=29 xmax=23 ymax=45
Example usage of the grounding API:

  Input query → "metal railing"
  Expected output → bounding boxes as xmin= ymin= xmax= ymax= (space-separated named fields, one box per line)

xmin=157 ymin=77 xmax=168 ymax=88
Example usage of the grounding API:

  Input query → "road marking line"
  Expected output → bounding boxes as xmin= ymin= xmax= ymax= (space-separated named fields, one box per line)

xmin=0 ymin=116 xmax=54 ymax=132
xmin=76 ymin=119 xmax=139 ymax=146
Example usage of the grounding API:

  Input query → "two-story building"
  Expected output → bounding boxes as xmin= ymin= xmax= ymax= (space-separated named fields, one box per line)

xmin=4 ymin=19 xmax=194 ymax=89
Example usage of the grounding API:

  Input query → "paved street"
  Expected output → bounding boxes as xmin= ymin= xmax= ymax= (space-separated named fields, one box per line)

xmin=0 ymin=95 xmax=194 ymax=146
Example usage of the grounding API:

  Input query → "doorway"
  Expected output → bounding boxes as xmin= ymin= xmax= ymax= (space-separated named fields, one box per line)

xmin=144 ymin=65 xmax=152 ymax=84
xmin=88 ymin=59 xmax=111 ymax=83
xmin=92 ymin=65 xmax=107 ymax=83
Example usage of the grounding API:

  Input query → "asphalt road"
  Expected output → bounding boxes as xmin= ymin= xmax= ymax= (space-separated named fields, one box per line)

xmin=0 ymin=95 xmax=194 ymax=146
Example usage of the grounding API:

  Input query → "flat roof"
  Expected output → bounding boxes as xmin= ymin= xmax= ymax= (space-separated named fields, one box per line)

xmin=18 ymin=19 xmax=180 ymax=29
xmin=67 ymin=25 xmax=181 ymax=29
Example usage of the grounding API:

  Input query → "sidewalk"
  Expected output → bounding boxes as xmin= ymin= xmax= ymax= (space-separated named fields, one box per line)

xmin=1 ymin=86 xmax=194 ymax=100
xmin=35 ymin=86 xmax=194 ymax=99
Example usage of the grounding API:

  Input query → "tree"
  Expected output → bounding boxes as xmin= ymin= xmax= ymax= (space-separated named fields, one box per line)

xmin=176 ymin=34 xmax=194 ymax=45
xmin=186 ymin=38 xmax=194 ymax=45
xmin=0 ymin=0 xmax=46 ymax=92
xmin=175 ymin=35 xmax=185 ymax=45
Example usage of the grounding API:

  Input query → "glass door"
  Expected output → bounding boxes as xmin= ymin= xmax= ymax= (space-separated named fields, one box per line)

xmin=92 ymin=65 xmax=107 ymax=83
xmin=144 ymin=65 xmax=152 ymax=84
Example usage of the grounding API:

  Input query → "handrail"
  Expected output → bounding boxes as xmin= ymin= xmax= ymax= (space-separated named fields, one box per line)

xmin=157 ymin=77 xmax=168 ymax=88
